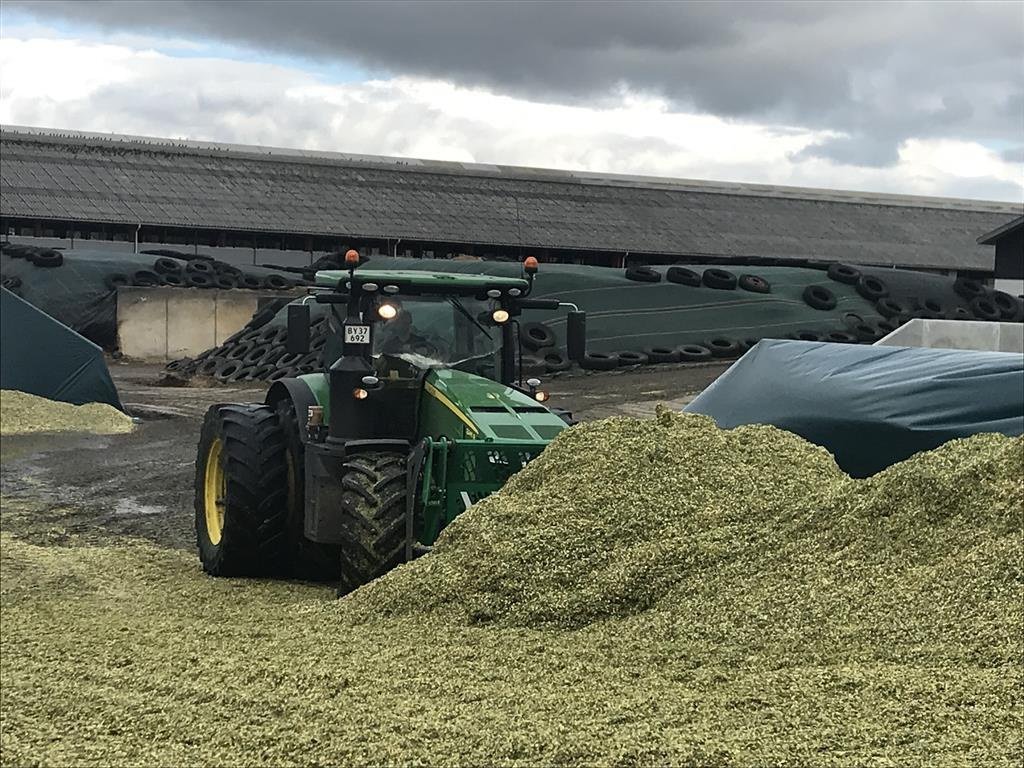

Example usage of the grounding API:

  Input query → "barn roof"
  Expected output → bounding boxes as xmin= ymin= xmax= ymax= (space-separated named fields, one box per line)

xmin=1 ymin=125 xmax=1017 ymax=271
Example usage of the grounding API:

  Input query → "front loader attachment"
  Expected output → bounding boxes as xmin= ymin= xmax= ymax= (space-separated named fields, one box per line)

xmin=406 ymin=437 xmax=549 ymax=557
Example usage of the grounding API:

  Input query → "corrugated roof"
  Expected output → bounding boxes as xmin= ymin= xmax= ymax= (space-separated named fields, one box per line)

xmin=1 ymin=125 xmax=1018 ymax=270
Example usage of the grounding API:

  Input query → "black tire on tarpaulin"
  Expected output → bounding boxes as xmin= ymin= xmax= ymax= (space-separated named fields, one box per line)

xmin=187 ymin=273 xmax=214 ymax=288
xmin=581 ymin=351 xmax=618 ymax=370
xmin=666 ymin=267 xmax=701 ymax=287
xmin=969 ymin=296 xmax=1001 ymax=321
xmin=702 ymin=268 xmax=737 ymax=290
xmin=624 ymin=266 xmax=661 ymax=283
xmin=790 ymin=330 xmax=823 ymax=342
xmin=855 ymin=275 xmax=889 ymax=301
xmin=132 ymin=269 xmax=161 ymax=287
xmin=705 ymin=338 xmax=742 ymax=358
xmin=803 ymin=285 xmax=837 ymax=311
xmin=29 ymin=249 xmax=63 ymax=268
xmin=875 ymin=298 xmax=904 ymax=318
xmin=153 ymin=257 xmax=183 ymax=275
xmin=263 ymin=274 xmax=292 ymax=290
xmin=186 ymin=259 xmax=214 ymax=274
xmin=520 ymin=322 xmax=556 ymax=350
xmin=738 ymin=274 xmax=771 ymax=293
xmin=991 ymin=291 xmax=1023 ymax=321
xmin=953 ymin=277 xmax=986 ymax=300
xmin=827 ymin=263 xmax=860 ymax=284
xmin=615 ymin=351 xmax=649 ymax=367
xmin=645 ymin=346 xmax=681 ymax=363
xmin=160 ymin=272 xmax=186 ymax=287
xmin=678 ymin=344 xmax=712 ymax=362
xmin=542 ymin=350 xmax=571 ymax=372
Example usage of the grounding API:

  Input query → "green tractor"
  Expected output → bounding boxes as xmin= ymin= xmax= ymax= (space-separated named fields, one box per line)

xmin=195 ymin=255 xmax=586 ymax=592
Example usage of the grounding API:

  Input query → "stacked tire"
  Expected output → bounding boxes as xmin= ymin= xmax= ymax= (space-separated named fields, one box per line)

xmin=166 ymin=308 xmax=328 ymax=383
xmin=119 ymin=256 xmax=304 ymax=291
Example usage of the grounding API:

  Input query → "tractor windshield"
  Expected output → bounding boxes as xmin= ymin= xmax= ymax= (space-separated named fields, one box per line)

xmin=372 ymin=295 xmax=499 ymax=372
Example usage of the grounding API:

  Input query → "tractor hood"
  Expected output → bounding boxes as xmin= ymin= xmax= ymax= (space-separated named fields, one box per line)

xmin=423 ymin=368 xmax=566 ymax=442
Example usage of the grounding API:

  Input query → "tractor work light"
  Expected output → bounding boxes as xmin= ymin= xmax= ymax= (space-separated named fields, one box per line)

xmin=353 ymin=388 xmax=369 ymax=400
xmin=383 ymin=284 xmax=399 ymax=294
xmin=534 ymin=390 xmax=549 ymax=403
xmin=491 ymin=309 xmax=510 ymax=324
xmin=486 ymin=289 xmax=501 ymax=298
xmin=508 ymin=288 xmax=522 ymax=297
xmin=377 ymin=303 xmax=398 ymax=319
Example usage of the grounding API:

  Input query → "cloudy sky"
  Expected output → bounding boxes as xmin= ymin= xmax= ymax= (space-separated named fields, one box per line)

xmin=1 ymin=0 xmax=1021 ymax=201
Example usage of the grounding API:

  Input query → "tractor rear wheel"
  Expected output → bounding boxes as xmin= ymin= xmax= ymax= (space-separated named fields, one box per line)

xmin=336 ymin=451 xmax=409 ymax=596
xmin=194 ymin=404 xmax=289 ymax=576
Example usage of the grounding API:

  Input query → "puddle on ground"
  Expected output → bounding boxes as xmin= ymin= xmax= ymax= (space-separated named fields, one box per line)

xmin=113 ymin=498 xmax=165 ymax=517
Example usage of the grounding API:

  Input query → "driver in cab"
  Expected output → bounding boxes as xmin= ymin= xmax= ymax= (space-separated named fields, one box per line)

xmin=375 ymin=300 xmax=446 ymax=360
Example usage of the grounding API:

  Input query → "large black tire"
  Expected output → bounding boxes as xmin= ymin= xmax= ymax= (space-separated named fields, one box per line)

xmin=194 ymin=404 xmax=289 ymax=576
xmin=581 ymin=351 xmax=618 ymax=370
xmin=336 ymin=452 xmax=408 ymax=596
xmin=624 ymin=266 xmax=660 ymax=283
xmin=702 ymin=268 xmax=737 ymax=290
xmin=803 ymin=285 xmax=837 ymax=311
xmin=827 ymin=263 xmax=861 ymax=284
xmin=666 ymin=266 xmax=701 ymax=287
xmin=738 ymin=274 xmax=771 ymax=293
xmin=29 ymin=249 xmax=63 ymax=268
xmin=520 ymin=321 xmax=557 ymax=350
xmin=276 ymin=401 xmax=340 ymax=581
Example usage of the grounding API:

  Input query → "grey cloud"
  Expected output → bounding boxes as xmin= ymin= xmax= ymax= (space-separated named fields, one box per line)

xmin=7 ymin=0 xmax=1024 ymax=168
xmin=1001 ymin=146 xmax=1024 ymax=164
xmin=795 ymin=136 xmax=900 ymax=169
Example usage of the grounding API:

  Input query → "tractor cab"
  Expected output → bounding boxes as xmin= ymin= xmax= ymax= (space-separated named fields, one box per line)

xmin=195 ymin=253 xmax=585 ymax=594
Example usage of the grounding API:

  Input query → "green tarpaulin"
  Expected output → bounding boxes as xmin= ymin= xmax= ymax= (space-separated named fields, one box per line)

xmin=685 ymin=339 xmax=1024 ymax=477
xmin=1 ymin=287 xmax=122 ymax=410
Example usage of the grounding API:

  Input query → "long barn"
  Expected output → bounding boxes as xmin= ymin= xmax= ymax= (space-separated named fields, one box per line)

xmin=0 ymin=125 xmax=1017 ymax=276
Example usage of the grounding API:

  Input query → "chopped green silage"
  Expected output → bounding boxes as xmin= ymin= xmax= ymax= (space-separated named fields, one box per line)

xmin=1 ymin=412 xmax=1021 ymax=766
xmin=0 ymin=390 xmax=133 ymax=436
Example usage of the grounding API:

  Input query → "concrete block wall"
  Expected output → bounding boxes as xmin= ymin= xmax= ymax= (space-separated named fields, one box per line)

xmin=875 ymin=318 xmax=1024 ymax=353
xmin=117 ymin=286 xmax=298 ymax=361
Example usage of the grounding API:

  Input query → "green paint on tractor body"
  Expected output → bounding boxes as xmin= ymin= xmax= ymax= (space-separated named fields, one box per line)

xmin=292 ymin=365 xmax=565 ymax=544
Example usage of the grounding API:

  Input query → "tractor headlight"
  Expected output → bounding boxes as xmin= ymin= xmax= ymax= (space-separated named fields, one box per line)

xmin=377 ymin=303 xmax=398 ymax=320
xmin=534 ymin=390 xmax=549 ymax=403
xmin=491 ymin=309 xmax=510 ymax=324
xmin=353 ymin=388 xmax=369 ymax=400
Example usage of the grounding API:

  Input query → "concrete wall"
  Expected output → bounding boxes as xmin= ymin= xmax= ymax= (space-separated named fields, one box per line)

xmin=117 ymin=286 xmax=298 ymax=361
xmin=875 ymin=318 xmax=1024 ymax=353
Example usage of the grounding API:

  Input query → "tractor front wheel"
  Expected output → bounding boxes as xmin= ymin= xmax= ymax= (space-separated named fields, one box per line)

xmin=336 ymin=452 xmax=408 ymax=596
xmin=194 ymin=404 xmax=289 ymax=576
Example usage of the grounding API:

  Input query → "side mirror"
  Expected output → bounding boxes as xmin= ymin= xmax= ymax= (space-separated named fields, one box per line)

xmin=286 ymin=303 xmax=311 ymax=355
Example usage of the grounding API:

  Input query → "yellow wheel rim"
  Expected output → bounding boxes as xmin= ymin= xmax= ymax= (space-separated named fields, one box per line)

xmin=203 ymin=437 xmax=227 ymax=545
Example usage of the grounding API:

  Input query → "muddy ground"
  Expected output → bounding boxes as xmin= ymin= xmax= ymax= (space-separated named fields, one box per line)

xmin=0 ymin=360 xmax=729 ymax=553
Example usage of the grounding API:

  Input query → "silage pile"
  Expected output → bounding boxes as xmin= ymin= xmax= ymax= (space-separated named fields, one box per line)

xmin=346 ymin=407 xmax=1023 ymax=640
xmin=0 ymin=390 xmax=133 ymax=436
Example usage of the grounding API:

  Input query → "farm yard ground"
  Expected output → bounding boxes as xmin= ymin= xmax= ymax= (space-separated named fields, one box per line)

xmin=1 ymin=360 xmax=1020 ymax=767
xmin=0 ymin=359 xmax=729 ymax=552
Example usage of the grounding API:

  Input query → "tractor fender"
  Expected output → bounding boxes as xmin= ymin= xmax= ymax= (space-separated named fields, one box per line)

xmin=265 ymin=377 xmax=319 ymax=443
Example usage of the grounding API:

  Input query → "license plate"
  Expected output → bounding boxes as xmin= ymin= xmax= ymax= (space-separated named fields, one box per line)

xmin=344 ymin=324 xmax=370 ymax=344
